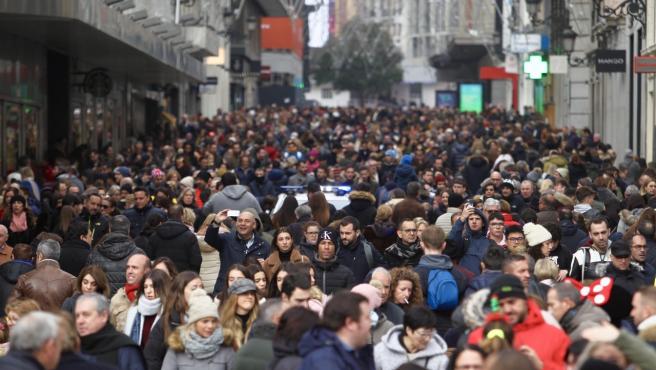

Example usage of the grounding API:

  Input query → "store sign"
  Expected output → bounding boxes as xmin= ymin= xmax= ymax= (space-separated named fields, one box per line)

xmin=83 ymin=68 xmax=112 ymax=97
xmin=634 ymin=56 xmax=656 ymax=73
xmin=459 ymin=83 xmax=483 ymax=113
xmin=524 ymin=55 xmax=548 ymax=80
xmin=596 ymin=50 xmax=626 ymax=72
xmin=510 ymin=33 xmax=542 ymax=53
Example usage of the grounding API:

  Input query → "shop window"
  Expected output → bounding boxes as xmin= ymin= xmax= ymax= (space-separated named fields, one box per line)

xmin=4 ymin=103 xmax=20 ymax=172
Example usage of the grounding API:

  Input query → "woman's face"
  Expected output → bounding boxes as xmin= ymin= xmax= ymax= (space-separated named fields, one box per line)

xmin=183 ymin=192 xmax=194 ymax=205
xmin=393 ymin=280 xmax=413 ymax=305
xmin=541 ymin=240 xmax=555 ymax=257
xmin=405 ymin=326 xmax=434 ymax=352
xmin=308 ymin=268 xmax=316 ymax=286
xmin=276 ymin=232 xmax=293 ymax=253
xmin=484 ymin=186 xmax=495 ymax=197
xmin=305 ymin=226 xmax=320 ymax=245
xmin=236 ymin=292 xmax=256 ymax=315
xmin=6 ymin=310 xmax=20 ymax=330
xmin=647 ymin=181 xmax=656 ymax=195
xmin=253 ymin=272 xmax=267 ymax=295
xmin=183 ymin=278 xmax=204 ymax=303
xmin=11 ymin=201 xmax=24 ymax=214
xmin=154 ymin=262 xmax=171 ymax=277
xmin=454 ymin=349 xmax=484 ymax=370
xmin=194 ymin=317 xmax=218 ymax=338
xmin=276 ymin=270 xmax=289 ymax=292
xmin=228 ymin=269 xmax=246 ymax=286
xmin=144 ymin=278 xmax=157 ymax=300
xmin=417 ymin=224 xmax=427 ymax=239
xmin=81 ymin=274 xmax=98 ymax=294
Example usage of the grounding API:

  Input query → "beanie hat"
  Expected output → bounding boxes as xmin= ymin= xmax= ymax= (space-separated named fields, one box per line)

xmin=351 ymin=284 xmax=382 ymax=309
xmin=180 ymin=176 xmax=194 ymax=189
xmin=489 ymin=274 xmax=526 ymax=301
xmin=401 ymin=154 xmax=413 ymax=166
xmin=196 ymin=170 xmax=211 ymax=183
xmin=523 ymin=222 xmax=552 ymax=247
xmin=318 ymin=228 xmax=337 ymax=244
xmin=187 ymin=289 xmax=219 ymax=324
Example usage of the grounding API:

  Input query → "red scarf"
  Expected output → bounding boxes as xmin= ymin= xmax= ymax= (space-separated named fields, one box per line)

xmin=125 ymin=282 xmax=141 ymax=302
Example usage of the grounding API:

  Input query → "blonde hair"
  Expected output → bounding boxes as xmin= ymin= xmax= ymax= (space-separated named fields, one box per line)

xmin=413 ymin=217 xmax=428 ymax=228
xmin=181 ymin=208 xmax=197 ymax=228
xmin=534 ymin=258 xmax=559 ymax=281
xmin=219 ymin=293 xmax=259 ymax=350
xmin=375 ymin=205 xmax=393 ymax=223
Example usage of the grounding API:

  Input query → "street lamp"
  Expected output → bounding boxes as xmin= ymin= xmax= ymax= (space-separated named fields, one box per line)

xmin=561 ymin=27 xmax=577 ymax=55
xmin=594 ymin=0 xmax=646 ymax=28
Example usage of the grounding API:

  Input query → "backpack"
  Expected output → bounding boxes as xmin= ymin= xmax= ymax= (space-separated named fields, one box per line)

xmin=425 ymin=268 xmax=459 ymax=311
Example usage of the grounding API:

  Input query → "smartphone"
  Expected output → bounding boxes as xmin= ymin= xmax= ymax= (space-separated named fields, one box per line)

xmin=227 ymin=210 xmax=240 ymax=218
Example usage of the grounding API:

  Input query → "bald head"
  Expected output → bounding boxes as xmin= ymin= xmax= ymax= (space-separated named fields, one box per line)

xmin=125 ymin=253 xmax=151 ymax=285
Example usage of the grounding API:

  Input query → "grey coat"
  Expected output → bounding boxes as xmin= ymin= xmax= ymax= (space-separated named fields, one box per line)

xmin=560 ymin=299 xmax=610 ymax=341
xmin=374 ymin=325 xmax=449 ymax=370
xmin=161 ymin=346 xmax=234 ymax=370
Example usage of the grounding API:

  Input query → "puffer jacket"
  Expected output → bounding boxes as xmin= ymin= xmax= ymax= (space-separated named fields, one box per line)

xmin=560 ymin=300 xmax=610 ymax=341
xmin=203 ymin=185 xmax=263 ymax=214
xmin=147 ymin=221 xmax=201 ymax=273
xmin=87 ymin=232 xmax=145 ymax=294
xmin=0 ymin=259 xmax=33 ymax=315
xmin=374 ymin=325 xmax=449 ymax=370
xmin=10 ymin=259 xmax=75 ymax=311
xmin=447 ymin=208 xmax=491 ymax=276
xmin=342 ymin=191 xmax=377 ymax=228
xmin=299 ymin=327 xmax=375 ymax=370
xmin=468 ymin=299 xmax=570 ymax=370
xmin=312 ymin=254 xmax=355 ymax=295
xmin=198 ymin=234 xmax=220 ymax=294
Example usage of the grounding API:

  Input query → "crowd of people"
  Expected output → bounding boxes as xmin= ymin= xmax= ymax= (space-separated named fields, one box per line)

xmin=0 ymin=105 xmax=654 ymax=370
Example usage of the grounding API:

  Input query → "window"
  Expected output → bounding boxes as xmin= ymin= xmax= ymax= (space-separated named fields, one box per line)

xmin=321 ymin=88 xmax=333 ymax=99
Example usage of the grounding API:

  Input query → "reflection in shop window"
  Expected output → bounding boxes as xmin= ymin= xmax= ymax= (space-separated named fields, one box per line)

xmin=4 ymin=103 xmax=20 ymax=172
xmin=24 ymin=106 xmax=38 ymax=160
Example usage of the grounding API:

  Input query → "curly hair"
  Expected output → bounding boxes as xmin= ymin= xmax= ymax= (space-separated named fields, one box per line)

xmin=389 ymin=267 xmax=424 ymax=307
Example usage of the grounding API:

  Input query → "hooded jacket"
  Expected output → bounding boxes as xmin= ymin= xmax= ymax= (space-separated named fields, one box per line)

xmin=468 ymin=299 xmax=570 ymax=370
xmin=0 ymin=259 xmax=33 ymax=315
xmin=312 ymin=254 xmax=355 ymax=295
xmin=203 ymin=185 xmax=263 ymax=214
xmin=87 ymin=232 xmax=145 ymax=294
xmin=559 ymin=219 xmax=587 ymax=254
xmin=560 ymin=300 xmax=610 ymax=341
xmin=462 ymin=156 xmax=490 ymax=194
xmin=374 ymin=325 xmax=449 ymax=370
xmin=299 ymin=327 xmax=375 ymax=370
xmin=342 ymin=191 xmax=377 ymax=228
xmin=147 ymin=221 xmax=201 ymax=273
xmin=447 ymin=208 xmax=491 ymax=276
xmin=393 ymin=164 xmax=418 ymax=193
xmin=60 ymin=238 xmax=91 ymax=276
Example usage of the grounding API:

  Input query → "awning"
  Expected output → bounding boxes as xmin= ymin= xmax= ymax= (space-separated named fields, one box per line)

xmin=0 ymin=0 xmax=204 ymax=83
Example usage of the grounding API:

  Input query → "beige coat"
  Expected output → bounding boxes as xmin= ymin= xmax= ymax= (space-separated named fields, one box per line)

xmin=198 ymin=235 xmax=220 ymax=294
xmin=109 ymin=287 xmax=131 ymax=332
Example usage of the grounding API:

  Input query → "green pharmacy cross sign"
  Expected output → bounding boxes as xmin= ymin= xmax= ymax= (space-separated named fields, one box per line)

xmin=523 ymin=55 xmax=548 ymax=80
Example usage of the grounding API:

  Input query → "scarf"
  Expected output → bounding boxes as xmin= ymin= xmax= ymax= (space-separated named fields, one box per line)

xmin=130 ymin=296 xmax=161 ymax=343
xmin=9 ymin=212 xmax=27 ymax=233
xmin=125 ymin=282 xmax=141 ymax=302
xmin=183 ymin=328 xmax=224 ymax=360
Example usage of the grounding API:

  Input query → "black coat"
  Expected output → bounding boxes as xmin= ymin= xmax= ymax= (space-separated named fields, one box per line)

xmin=56 ymin=351 xmax=117 ymax=370
xmin=337 ymin=237 xmax=386 ymax=284
xmin=342 ymin=191 xmax=377 ymax=228
xmin=87 ymin=232 xmax=145 ymax=294
xmin=603 ymin=264 xmax=646 ymax=327
xmin=123 ymin=204 xmax=165 ymax=239
xmin=312 ymin=255 xmax=355 ymax=295
xmin=147 ymin=221 xmax=201 ymax=273
xmin=60 ymin=238 xmax=91 ymax=276
xmin=0 ymin=260 xmax=33 ymax=316
xmin=0 ymin=350 xmax=44 ymax=370
xmin=76 ymin=210 xmax=110 ymax=246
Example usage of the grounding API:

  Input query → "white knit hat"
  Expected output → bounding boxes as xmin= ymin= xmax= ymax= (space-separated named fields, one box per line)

xmin=186 ymin=289 xmax=219 ymax=324
xmin=523 ymin=222 xmax=552 ymax=247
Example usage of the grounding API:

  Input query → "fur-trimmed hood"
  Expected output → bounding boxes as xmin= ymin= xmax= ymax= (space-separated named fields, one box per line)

xmin=349 ymin=190 xmax=376 ymax=204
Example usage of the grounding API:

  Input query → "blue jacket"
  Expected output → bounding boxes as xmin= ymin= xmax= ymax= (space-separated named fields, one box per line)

xmin=464 ymin=270 xmax=502 ymax=298
xmin=393 ymin=164 xmax=418 ymax=193
xmin=447 ymin=209 xmax=491 ymax=276
xmin=299 ymin=327 xmax=375 ymax=370
xmin=204 ymin=227 xmax=270 ymax=293
xmin=123 ymin=204 xmax=165 ymax=239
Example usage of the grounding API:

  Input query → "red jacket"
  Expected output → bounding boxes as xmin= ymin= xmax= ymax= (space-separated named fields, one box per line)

xmin=468 ymin=299 xmax=569 ymax=370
